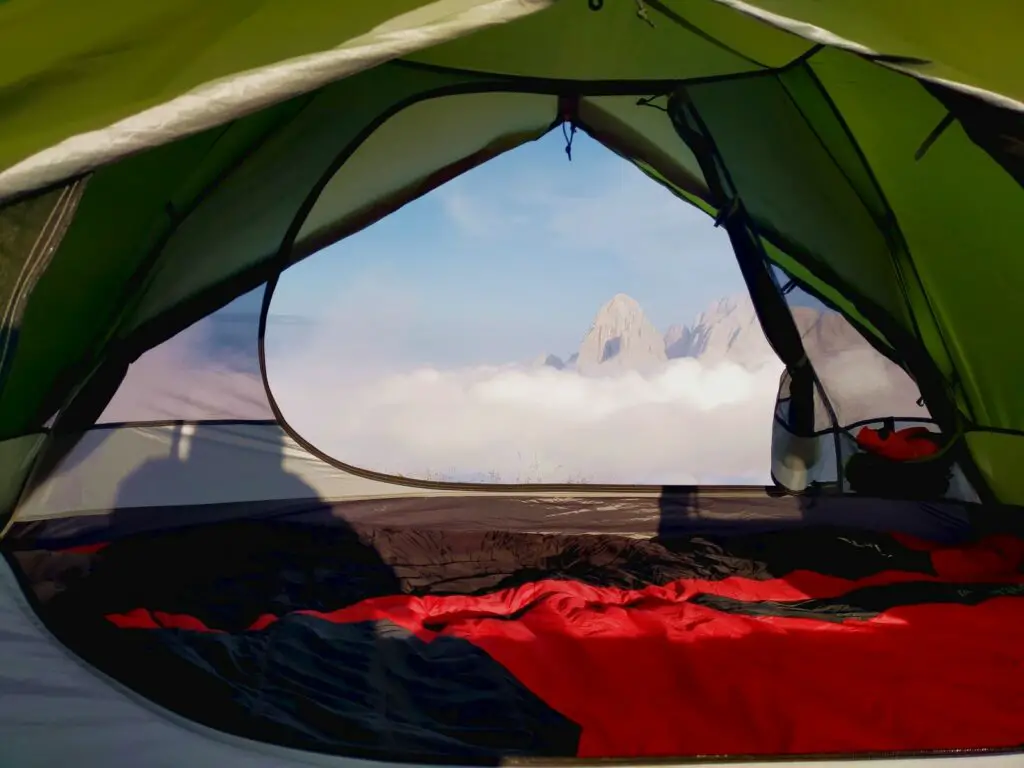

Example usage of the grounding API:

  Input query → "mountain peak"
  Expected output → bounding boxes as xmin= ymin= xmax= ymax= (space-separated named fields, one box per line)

xmin=576 ymin=294 xmax=666 ymax=375
xmin=594 ymin=293 xmax=644 ymax=324
xmin=607 ymin=292 xmax=640 ymax=307
xmin=677 ymin=293 xmax=774 ymax=366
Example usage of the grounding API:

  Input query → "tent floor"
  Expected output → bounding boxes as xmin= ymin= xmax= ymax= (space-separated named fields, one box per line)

xmin=8 ymin=495 xmax=1024 ymax=762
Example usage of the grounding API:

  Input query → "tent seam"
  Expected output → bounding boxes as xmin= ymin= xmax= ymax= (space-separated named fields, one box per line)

xmin=803 ymin=65 xmax=971 ymax=420
xmin=799 ymin=65 xmax=994 ymax=502
xmin=642 ymin=0 xmax=769 ymax=69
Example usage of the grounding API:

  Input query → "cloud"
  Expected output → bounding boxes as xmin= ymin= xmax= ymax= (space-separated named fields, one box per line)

xmin=437 ymin=187 xmax=526 ymax=240
xmin=267 ymin=354 xmax=785 ymax=486
xmin=102 ymin=302 xmax=788 ymax=488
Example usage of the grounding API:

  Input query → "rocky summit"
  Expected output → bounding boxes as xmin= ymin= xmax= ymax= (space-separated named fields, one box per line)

xmin=575 ymin=294 xmax=668 ymax=375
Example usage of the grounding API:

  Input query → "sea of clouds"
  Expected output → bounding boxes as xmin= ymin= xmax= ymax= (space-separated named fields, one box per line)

xmin=267 ymin=351 xmax=786 ymax=486
xmin=103 ymin=306 xmax=927 ymax=489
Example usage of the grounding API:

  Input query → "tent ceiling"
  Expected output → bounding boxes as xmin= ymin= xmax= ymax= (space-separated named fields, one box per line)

xmin=2 ymin=1 xmax=1021 ymax=205
xmin=0 ymin=0 xmax=559 ymax=200
xmin=403 ymin=0 xmax=811 ymax=79
xmin=705 ymin=0 xmax=1024 ymax=110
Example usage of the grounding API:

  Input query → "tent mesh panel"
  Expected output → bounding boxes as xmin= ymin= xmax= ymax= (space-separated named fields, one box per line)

xmin=99 ymin=288 xmax=271 ymax=424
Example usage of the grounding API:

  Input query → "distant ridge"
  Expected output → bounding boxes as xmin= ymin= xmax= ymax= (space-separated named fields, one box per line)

xmin=540 ymin=292 xmax=890 ymax=377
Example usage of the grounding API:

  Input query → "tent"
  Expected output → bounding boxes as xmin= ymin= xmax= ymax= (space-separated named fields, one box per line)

xmin=3 ymin=0 xmax=1024 ymax=764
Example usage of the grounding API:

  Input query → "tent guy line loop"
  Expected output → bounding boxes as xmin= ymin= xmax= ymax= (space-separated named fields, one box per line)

xmin=635 ymin=94 xmax=669 ymax=112
xmin=562 ymin=120 xmax=577 ymax=161
xmin=635 ymin=0 xmax=655 ymax=27
xmin=585 ymin=0 xmax=655 ymax=28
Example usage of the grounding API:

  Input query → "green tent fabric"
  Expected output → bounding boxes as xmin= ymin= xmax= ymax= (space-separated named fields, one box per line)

xmin=0 ymin=0 xmax=1023 ymax=528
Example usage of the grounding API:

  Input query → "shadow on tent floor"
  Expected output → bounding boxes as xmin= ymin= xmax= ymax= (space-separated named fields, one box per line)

xmin=7 ymin=490 xmax=1024 ymax=762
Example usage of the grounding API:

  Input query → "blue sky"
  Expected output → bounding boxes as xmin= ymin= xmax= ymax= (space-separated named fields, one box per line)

xmin=270 ymin=129 xmax=744 ymax=367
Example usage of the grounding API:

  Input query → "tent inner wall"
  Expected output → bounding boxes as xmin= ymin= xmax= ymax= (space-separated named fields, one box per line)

xmin=0 ymin=63 xmax=489 ymax=451
xmin=122 ymin=66 xmax=497 ymax=335
xmin=664 ymin=63 xmax=1024 ymax=505
xmin=5 ymin=86 xmax=584 ymax=526
xmin=0 ymin=70 xmax=565 ymax=530
xmin=5 ymin=50 xmax=1024 ymax=521
xmin=808 ymin=50 xmax=1024 ymax=492
xmin=674 ymin=65 xmax=943 ymax=411
xmin=0 ymin=122 xmax=287 ymax=442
